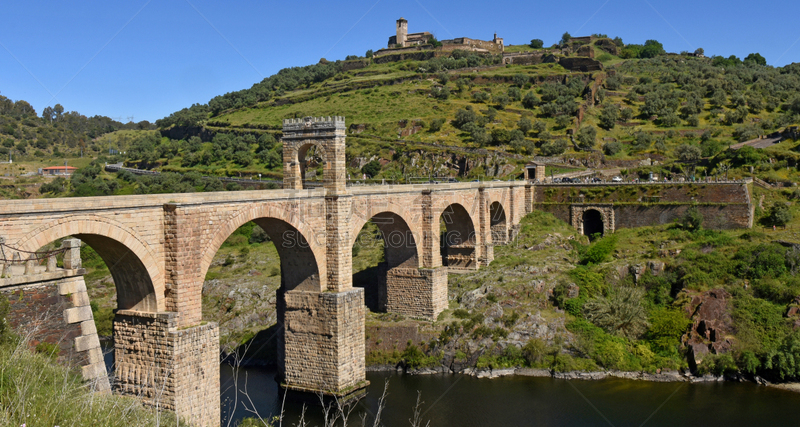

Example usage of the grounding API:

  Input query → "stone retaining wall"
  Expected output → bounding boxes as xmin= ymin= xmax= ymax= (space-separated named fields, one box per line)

xmin=1 ymin=270 xmax=110 ymax=391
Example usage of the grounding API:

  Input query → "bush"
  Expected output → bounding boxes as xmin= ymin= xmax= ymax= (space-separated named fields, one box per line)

xmin=603 ymin=141 xmax=623 ymax=155
xmin=677 ymin=206 xmax=703 ymax=231
xmin=522 ymin=338 xmax=548 ymax=366
xmin=580 ymin=234 xmax=617 ymax=265
xmin=429 ymin=118 xmax=446 ymax=132
xmin=540 ymin=139 xmax=568 ymax=156
xmin=767 ymin=202 xmax=792 ymax=226
xmin=734 ymin=243 xmax=788 ymax=280
xmin=361 ymin=160 xmax=381 ymax=178
xmin=584 ymin=287 xmax=649 ymax=339
xmin=249 ymin=225 xmax=269 ymax=243
xmin=646 ymin=308 xmax=691 ymax=356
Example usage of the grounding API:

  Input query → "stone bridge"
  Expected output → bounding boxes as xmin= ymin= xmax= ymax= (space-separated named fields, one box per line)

xmin=0 ymin=117 xmax=531 ymax=426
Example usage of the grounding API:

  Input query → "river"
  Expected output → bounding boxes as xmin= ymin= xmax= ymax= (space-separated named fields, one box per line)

xmin=218 ymin=365 xmax=800 ymax=426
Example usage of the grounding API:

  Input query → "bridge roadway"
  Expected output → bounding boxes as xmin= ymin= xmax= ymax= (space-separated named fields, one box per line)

xmin=0 ymin=178 xmax=530 ymax=426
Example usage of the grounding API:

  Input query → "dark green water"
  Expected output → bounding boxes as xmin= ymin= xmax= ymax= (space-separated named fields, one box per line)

xmin=220 ymin=365 xmax=800 ymax=426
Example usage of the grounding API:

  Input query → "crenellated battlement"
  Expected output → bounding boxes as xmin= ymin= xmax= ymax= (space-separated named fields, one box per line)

xmin=282 ymin=116 xmax=346 ymax=131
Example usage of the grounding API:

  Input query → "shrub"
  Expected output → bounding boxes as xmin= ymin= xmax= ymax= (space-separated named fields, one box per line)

xmin=646 ymin=307 xmax=691 ymax=356
xmin=540 ymin=139 xmax=568 ymax=156
xmin=429 ymin=118 xmax=446 ymax=132
xmin=584 ymin=286 xmax=649 ymax=339
xmin=767 ymin=202 xmax=792 ymax=226
xmin=361 ymin=160 xmax=381 ymax=178
xmin=249 ymin=225 xmax=270 ymax=243
xmin=522 ymin=338 xmax=548 ymax=366
xmin=677 ymin=206 xmax=703 ymax=231
xmin=734 ymin=243 xmax=788 ymax=280
xmin=580 ymin=234 xmax=617 ymax=265
xmin=603 ymin=141 xmax=623 ymax=155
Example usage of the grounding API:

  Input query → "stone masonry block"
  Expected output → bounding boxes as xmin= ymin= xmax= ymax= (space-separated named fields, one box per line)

xmin=81 ymin=362 xmax=107 ymax=380
xmin=74 ymin=333 xmax=100 ymax=352
xmin=58 ymin=278 xmax=87 ymax=296
xmin=80 ymin=319 xmax=97 ymax=335
xmin=64 ymin=306 xmax=92 ymax=324
xmin=71 ymin=291 xmax=90 ymax=307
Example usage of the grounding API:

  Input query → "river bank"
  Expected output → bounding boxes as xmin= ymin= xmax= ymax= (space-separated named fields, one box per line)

xmin=365 ymin=363 xmax=795 ymax=386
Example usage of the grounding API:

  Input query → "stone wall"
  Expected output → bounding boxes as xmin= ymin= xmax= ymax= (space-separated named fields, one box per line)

xmin=534 ymin=183 xmax=753 ymax=231
xmin=1 ymin=270 xmax=109 ymax=391
xmin=559 ymin=57 xmax=603 ymax=72
xmin=536 ymin=203 xmax=752 ymax=231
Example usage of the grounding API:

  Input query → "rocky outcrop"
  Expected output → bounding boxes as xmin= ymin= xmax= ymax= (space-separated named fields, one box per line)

xmin=680 ymin=288 xmax=734 ymax=372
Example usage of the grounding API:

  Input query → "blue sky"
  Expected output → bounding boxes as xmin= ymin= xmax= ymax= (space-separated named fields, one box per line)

xmin=2 ymin=0 xmax=799 ymax=123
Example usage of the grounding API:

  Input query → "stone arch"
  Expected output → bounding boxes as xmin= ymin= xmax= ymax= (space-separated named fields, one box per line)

xmin=489 ymin=201 xmax=508 ymax=245
xmin=570 ymin=204 xmax=615 ymax=238
xmin=199 ymin=205 xmax=326 ymax=292
xmin=349 ymin=208 xmax=423 ymax=268
xmin=15 ymin=215 xmax=163 ymax=312
xmin=288 ymin=141 xmax=328 ymax=189
xmin=351 ymin=211 xmax=420 ymax=312
xmin=439 ymin=203 xmax=477 ymax=269
xmin=583 ymin=209 xmax=604 ymax=238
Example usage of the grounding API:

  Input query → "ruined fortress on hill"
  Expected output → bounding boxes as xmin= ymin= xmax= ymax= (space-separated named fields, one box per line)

xmin=371 ymin=17 xmax=606 ymax=72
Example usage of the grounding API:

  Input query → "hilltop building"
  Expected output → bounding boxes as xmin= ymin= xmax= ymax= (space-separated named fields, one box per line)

xmin=384 ymin=17 xmax=504 ymax=53
xmin=388 ymin=17 xmax=432 ymax=47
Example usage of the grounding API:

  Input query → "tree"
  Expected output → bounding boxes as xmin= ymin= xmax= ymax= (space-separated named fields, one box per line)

xmin=768 ymin=202 xmax=792 ymax=227
xmin=522 ymin=91 xmax=540 ymax=109
xmin=640 ymin=40 xmax=665 ymax=58
xmin=576 ymin=126 xmax=597 ymax=150
xmin=694 ymin=48 xmax=705 ymax=56
xmin=365 ymin=49 xmax=374 ymax=58
xmin=493 ymin=94 xmax=510 ymax=109
xmin=517 ymin=117 xmax=533 ymax=135
xmin=513 ymin=74 xmax=529 ymax=87
xmin=603 ymin=141 xmax=623 ymax=155
xmin=599 ymin=104 xmax=619 ymax=129
xmin=620 ymin=107 xmax=634 ymax=122
xmin=530 ymin=39 xmax=544 ymax=49
xmin=540 ymin=139 xmax=568 ymax=156
xmin=429 ymin=118 xmax=445 ymax=132
xmin=676 ymin=144 xmax=702 ymax=163
xmin=361 ymin=160 xmax=381 ymax=178
xmin=744 ymin=52 xmax=767 ymax=66
xmin=560 ymin=32 xmax=572 ymax=45
xmin=471 ymin=127 xmax=491 ymax=147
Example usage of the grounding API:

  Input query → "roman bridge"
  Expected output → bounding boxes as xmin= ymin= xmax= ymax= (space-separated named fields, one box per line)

xmin=0 ymin=117 xmax=531 ymax=426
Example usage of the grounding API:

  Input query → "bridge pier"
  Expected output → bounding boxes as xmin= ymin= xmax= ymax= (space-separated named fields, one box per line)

xmin=379 ymin=265 xmax=447 ymax=320
xmin=114 ymin=311 xmax=219 ymax=427
xmin=277 ymin=288 xmax=367 ymax=396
